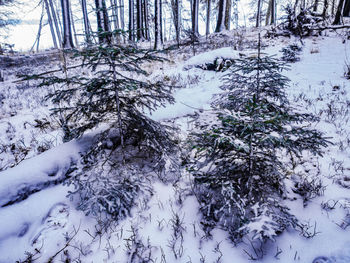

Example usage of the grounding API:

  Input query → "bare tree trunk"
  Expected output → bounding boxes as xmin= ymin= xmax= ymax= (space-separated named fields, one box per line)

xmin=61 ymin=0 xmax=74 ymax=48
xmin=163 ymin=4 xmax=167 ymax=41
xmin=48 ymin=0 xmax=62 ymax=45
xmin=343 ymin=0 xmax=350 ymax=16
xmin=224 ymin=0 xmax=231 ymax=30
xmin=206 ymin=0 xmax=211 ymax=36
xmin=332 ymin=0 xmax=336 ymax=15
xmin=43 ymin=0 xmax=58 ymax=48
xmin=256 ymin=0 xmax=262 ymax=27
xmin=313 ymin=0 xmax=319 ymax=11
xmin=333 ymin=0 xmax=345 ymax=24
xmin=119 ymin=0 xmax=125 ymax=30
xmin=95 ymin=0 xmax=111 ymax=44
xmin=322 ymin=0 xmax=328 ymax=17
xmin=154 ymin=0 xmax=162 ymax=49
xmin=215 ymin=0 xmax=226 ymax=32
xmin=160 ymin=0 xmax=163 ymax=44
xmin=110 ymin=0 xmax=121 ymax=43
xmin=171 ymin=0 xmax=180 ymax=44
xmin=69 ymin=0 xmax=79 ymax=47
xmin=143 ymin=0 xmax=150 ymax=40
xmin=81 ymin=0 xmax=91 ymax=44
xmin=136 ymin=0 xmax=143 ymax=40
xmin=30 ymin=5 xmax=45 ymax=52
xmin=129 ymin=0 xmax=135 ymax=41
xmin=271 ymin=0 xmax=276 ymax=25
xmin=192 ymin=0 xmax=199 ymax=35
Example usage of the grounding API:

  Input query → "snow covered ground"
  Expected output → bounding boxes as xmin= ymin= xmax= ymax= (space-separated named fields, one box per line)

xmin=0 ymin=30 xmax=350 ymax=262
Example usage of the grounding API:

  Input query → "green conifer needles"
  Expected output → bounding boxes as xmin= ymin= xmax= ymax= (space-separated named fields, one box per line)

xmin=189 ymin=55 xmax=330 ymax=243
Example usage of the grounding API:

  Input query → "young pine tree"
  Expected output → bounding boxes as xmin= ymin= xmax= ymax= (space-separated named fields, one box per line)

xmin=26 ymin=43 xmax=175 ymax=221
xmin=189 ymin=39 xmax=330 ymax=244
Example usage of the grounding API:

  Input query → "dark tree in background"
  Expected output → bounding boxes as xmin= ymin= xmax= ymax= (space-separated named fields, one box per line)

xmin=95 ymin=0 xmax=111 ymax=44
xmin=171 ymin=0 xmax=181 ymax=44
xmin=154 ymin=0 xmax=162 ymax=49
xmin=333 ymin=0 xmax=345 ymax=24
xmin=61 ymin=0 xmax=75 ymax=48
xmin=205 ymin=0 xmax=211 ymax=36
xmin=191 ymin=0 xmax=199 ymax=35
xmin=215 ymin=0 xmax=225 ymax=32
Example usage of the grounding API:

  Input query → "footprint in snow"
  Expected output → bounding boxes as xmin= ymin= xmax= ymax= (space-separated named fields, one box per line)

xmin=31 ymin=202 xmax=69 ymax=245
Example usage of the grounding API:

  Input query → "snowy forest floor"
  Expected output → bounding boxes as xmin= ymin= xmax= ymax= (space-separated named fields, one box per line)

xmin=1 ymin=28 xmax=350 ymax=262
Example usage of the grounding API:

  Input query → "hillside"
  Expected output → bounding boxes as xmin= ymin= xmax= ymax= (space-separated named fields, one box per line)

xmin=0 ymin=28 xmax=350 ymax=263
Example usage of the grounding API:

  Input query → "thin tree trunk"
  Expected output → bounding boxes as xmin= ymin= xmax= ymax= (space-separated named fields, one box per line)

xmin=111 ymin=0 xmax=121 ymax=42
xmin=224 ymin=0 xmax=231 ymax=30
xmin=81 ymin=0 xmax=91 ymax=44
xmin=256 ymin=0 xmax=262 ymax=27
xmin=265 ymin=0 xmax=271 ymax=25
xmin=48 ymin=0 xmax=62 ymax=46
xmin=143 ymin=0 xmax=150 ymax=39
xmin=129 ymin=0 xmax=134 ymax=41
xmin=215 ymin=0 xmax=225 ymax=32
xmin=332 ymin=0 xmax=336 ymax=15
xmin=333 ymin=0 xmax=345 ymax=24
xmin=322 ymin=0 xmax=328 ymax=17
xmin=343 ymin=0 xmax=350 ymax=16
xmin=170 ymin=0 xmax=180 ymax=44
xmin=69 ymin=0 xmax=79 ymax=47
xmin=43 ymin=0 xmax=58 ymax=48
xmin=61 ymin=0 xmax=74 ymax=48
xmin=191 ymin=0 xmax=199 ymax=35
xmin=163 ymin=4 xmax=167 ymax=41
xmin=119 ymin=0 xmax=125 ymax=30
xmin=135 ymin=0 xmax=142 ymax=40
xmin=95 ymin=0 xmax=109 ymax=43
xmin=30 ymin=5 xmax=45 ymax=52
xmin=271 ymin=0 xmax=276 ymax=25
xmin=160 ymin=0 xmax=163 ymax=44
xmin=154 ymin=0 xmax=162 ymax=49
xmin=206 ymin=0 xmax=211 ymax=36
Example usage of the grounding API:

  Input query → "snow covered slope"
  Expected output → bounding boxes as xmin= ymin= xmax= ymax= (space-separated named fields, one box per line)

xmin=0 ymin=31 xmax=350 ymax=262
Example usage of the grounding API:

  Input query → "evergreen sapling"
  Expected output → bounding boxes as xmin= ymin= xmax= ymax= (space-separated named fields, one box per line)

xmin=25 ymin=44 xmax=175 ymax=221
xmin=189 ymin=38 xmax=330 ymax=245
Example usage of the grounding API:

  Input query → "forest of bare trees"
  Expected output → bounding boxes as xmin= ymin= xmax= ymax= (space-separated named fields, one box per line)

xmin=1 ymin=0 xmax=350 ymax=50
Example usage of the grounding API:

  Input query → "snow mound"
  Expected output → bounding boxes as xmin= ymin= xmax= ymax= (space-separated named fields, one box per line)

xmin=183 ymin=47 xmax=247 ymax=70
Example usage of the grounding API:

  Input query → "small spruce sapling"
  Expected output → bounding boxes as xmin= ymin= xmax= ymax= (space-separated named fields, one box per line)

xmin=25 ymin=43 xmax=175 ymax=221
xmin=189 ymin=35 xmax=330 ymax=244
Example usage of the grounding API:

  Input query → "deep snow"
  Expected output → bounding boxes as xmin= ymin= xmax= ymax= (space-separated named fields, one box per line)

xmin=0 ymin=30 xmax=350 ymax=262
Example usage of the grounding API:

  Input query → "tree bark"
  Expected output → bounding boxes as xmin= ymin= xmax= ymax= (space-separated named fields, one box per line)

xmin=215 ymin=0 xmax=225 ymax=32
xmin=206 ymin=0 xmax=211 ymax=36
xmin=322 ymin=0 xmax=328 ymax=17
xmin=171 ymin=0 xmax=180 ymax=44
xmin=95 ymin=0 xmax=111 ymax=44
xmin=160 ymin=0 xmax=163 ymax=44
xmin=128 ymin=0 xmax=134 ymax=41
xmin=256 ymin=0 xmax=262 ymax=27
xmin=43 ymin=0 xmax=58 ymax=48
xmin=48 ymin=0 xmax=62 ymax=46
xmin=191 ymin=0 xmax=199 ymax=35
xmin=333 ymin=0 xmax=345 ymax=24
xmin=313 ymin=0 xmax=319 ymax=11
xmin=224 ymin=0 xmax=231 ymax=30
xmin=81 ymin=0 xmax=91 ymax=44
xmin=136 ymin=0 xmax=143 ymax=40
xmin=61 ymin=0 xmax=74 ymax=48
xmin=154 ymin=0 xmax=162 ymax=49
xmin=143 ymin=0 xmax=150 ymax=40
xmin=343 ymin=0 xmax=350 ymax=16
